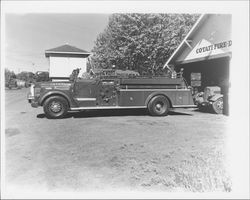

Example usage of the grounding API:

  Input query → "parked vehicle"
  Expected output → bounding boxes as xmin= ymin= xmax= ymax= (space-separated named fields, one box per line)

xmin=5 ymin=78 xmax=26 ymax=89
xmin=27 ymin=68 xmax=196 ymax=119
xmin=193 ymin=86 xmax=223 ymax=114
xmin=5 ymin=78 xmax=18 ymax=89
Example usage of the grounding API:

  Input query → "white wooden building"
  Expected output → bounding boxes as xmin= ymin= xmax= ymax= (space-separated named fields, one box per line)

xmin=45 ymin=44 xmax=91 ymax=80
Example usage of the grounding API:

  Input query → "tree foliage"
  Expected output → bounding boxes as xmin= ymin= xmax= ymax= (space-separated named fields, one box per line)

xmin=91 ymin=13 xmax=199 ymax=75
xmin=16 ymin=71 xmax=35 ymax=81
xmin=5 ymin=68 xmax=36 ymax=83
xmin=5 ymin=68 xmax=16 ymax=82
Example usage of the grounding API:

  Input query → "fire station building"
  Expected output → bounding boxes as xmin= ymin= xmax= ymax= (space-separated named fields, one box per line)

xmin=164 ymin=14 xmax=231 ymax=115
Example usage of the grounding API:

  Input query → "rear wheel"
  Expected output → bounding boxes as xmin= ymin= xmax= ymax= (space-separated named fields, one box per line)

xmin=212 ymin=97 xmax=223 ymax=114
xmin=148 ymin=95 xmax=170 ymax=116
xmin=43 ymin=96 xmax=69 ymax=119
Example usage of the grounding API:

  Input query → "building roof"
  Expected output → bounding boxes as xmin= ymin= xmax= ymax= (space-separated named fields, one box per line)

xmin=163 ymin=14 xmax=232 ymax=68
xmin=45 ymin=44 xmax=91 ymax=57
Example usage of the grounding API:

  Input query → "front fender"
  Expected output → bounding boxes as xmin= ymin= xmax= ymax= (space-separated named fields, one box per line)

xmin=209 ymin=94 xmax=223 ymax=102
xmin=39 ymin=90 xmax=73 ymax=106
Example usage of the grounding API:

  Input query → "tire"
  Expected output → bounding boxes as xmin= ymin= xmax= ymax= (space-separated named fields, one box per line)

xmin=212 ymin=97 xmax=223 ymax=114
xmin=148 ymin=95 xmax=170 ymax=116
xmin=43 ymin=96 xmax=69 ymax=119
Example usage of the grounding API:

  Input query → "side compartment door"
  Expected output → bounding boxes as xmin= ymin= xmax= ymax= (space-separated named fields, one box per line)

xmin=174 ymin=90 xmax=194 ymax=106
xmin=97 ymin=79 xmax=119 ymax=106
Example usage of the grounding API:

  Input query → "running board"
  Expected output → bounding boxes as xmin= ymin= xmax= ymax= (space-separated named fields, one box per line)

xmin=70 ymin=106 xmax=147 ymax=111
xmin=70 ymin=105 xmax=196 ymax=111
xmin=172 ymin=105 xmax=197 ymax=108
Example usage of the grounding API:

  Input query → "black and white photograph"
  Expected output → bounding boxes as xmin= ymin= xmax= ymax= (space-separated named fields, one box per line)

xmin=1 ymin=1 xmax=249 ymax=199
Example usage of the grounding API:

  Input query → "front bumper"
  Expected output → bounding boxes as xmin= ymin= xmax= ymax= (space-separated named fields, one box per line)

xmin=27 ymin=93 xmax=39 ymax=108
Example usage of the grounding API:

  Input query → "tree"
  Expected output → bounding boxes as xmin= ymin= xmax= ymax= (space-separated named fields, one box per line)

xmin=16 ymin=71 xmax=35 ymax=82
xmin=5 ymin=68 xmax=16 ymax=82
xmin=91 ymin=13 xmax=199 ymax=75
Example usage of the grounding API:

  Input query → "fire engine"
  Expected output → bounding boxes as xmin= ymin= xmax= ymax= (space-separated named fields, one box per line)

xmin=28 ymin=68 xmax=195 ymax=119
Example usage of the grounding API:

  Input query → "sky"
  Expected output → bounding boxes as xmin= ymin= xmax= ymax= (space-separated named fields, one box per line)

xmin=5 ymin=14 xmax=110 ymax=73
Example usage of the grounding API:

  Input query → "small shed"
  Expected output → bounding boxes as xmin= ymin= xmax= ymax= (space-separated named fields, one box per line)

xmin=45 ymin=44 xmax=91 ymax=80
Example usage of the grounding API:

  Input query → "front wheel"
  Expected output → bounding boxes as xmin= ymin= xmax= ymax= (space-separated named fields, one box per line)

xmin=43 ymin=96 xmax=69 ymax=119
xmin=148 ymin=95 xmax=170 ymax=116
xmin=212 ymin=97 xmax=223 ymax=114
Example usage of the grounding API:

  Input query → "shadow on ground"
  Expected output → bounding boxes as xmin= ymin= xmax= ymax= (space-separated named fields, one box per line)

xmin=193 ymin=107 xmax=215 ymax=114
xmin=36 ymin=108 xmax=193 ymax=119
